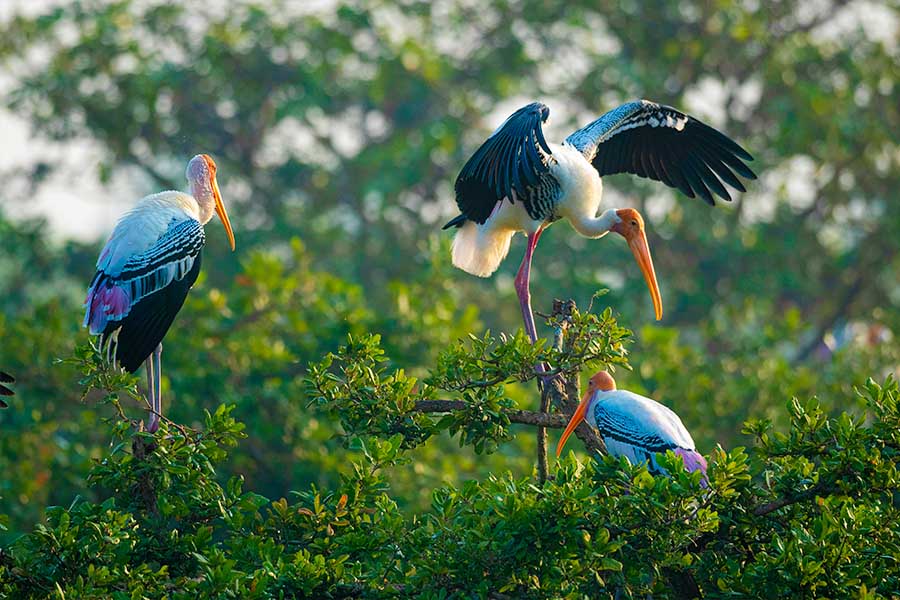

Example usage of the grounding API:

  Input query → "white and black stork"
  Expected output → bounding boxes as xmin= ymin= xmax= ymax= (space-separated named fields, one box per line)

xmin=556 ymin=371 xmax=707 ymax=486
xmin=84 ymin=154 xmax=235 ymax=432
xmin=444 ymin=100 xmax=756 ymax=342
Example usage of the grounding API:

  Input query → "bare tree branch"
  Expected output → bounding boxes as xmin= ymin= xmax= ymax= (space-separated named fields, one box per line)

xmin=753 ymin=480 xmax=838 ymax=516
xmin=125 ymin=153 xmax=178 ymax=191
xmin=131 ymin=434 xmax=159 ymax=517
xmin=793 ymin=272 xmax=865 ymax=363
xmin=537 ymin=300 xmax=575 ymax=484
xmin=794 ymin=221 xmax=899 ymax=365
xmin=412 ymin=387 xmax=606 ymax=454
xmin=413 ymin=299 xmax=608 ymax=457
xmin=412 ymin=399 xmax=568 ymax=428
xmin=537 ymin=383 xmax=550 ymax=483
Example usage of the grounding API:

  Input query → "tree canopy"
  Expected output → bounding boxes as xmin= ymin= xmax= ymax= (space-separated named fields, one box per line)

xmin=0 ymin=0 xmax=898 ymax=598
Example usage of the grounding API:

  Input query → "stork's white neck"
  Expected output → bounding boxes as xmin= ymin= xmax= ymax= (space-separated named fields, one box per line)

xmin=584 ymin=393 xmax=600 ymax=428
xmin=188 ymin=179 xmax=216 ymax=225
xmin=550 ymin=143 xmax=611 ymax=237
xmin=569 ymin=208 xmax=620 ymax=238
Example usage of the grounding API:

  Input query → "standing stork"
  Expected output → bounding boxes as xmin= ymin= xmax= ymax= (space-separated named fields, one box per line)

xmin=556 ymin=371 xmax=707 ymax=486
xmin=444 ymin=100 xmax=755 ymax=342
xmin=0 ymin=371 xmax=14 ymax=407
xmin=84 ymin=154 xmax=235 ymax=433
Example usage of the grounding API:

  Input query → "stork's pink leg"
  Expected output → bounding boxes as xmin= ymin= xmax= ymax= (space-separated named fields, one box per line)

xmin=145 ymin=354 xmax=156 ymax=431
xmin=147 ymin=344 xmax=162 ymax=433
xmin=514 ymin=227 xmax=545 ymax=344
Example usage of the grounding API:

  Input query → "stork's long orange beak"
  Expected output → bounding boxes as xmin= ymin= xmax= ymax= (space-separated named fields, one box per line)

xmin=628 ymin=231 xmax=662 ymax=321
xmin=556 ymin=389 xmax=595 ymax=457
xmin=211 ymin=176 xmax=235 ymax=251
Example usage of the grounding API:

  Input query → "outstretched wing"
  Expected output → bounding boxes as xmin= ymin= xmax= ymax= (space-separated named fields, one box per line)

xmin=452 ymin=102 xmax=556 ymax=224
xmin=566 ymin=100 xmax=756 ymax=205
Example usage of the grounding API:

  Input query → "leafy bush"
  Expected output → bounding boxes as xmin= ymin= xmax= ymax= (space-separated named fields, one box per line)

xmin=2 ymin=304 xmax=899 ymax=598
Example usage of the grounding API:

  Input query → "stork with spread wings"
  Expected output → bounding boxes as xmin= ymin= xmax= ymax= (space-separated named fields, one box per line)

xmin=444 ymin=100 xmax=755 ymax=342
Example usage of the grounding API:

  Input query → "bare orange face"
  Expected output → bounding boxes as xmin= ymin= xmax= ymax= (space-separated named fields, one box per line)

xmin=612 ymin=208 xmax=644 ymax=235
xmin=611 ymin=208 xmax=662 ymax=321
xmin=198 ymin=154 xmax=235 ymax=251
xmin=555 ymin=371 xmax=617 ymax=457
xmin=588 ymin=371 xmax=616 ymax=393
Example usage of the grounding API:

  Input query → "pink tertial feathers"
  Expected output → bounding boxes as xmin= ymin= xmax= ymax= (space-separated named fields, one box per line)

xmin=673 ymin=447 xmax=709 ymax=488
xmin=84 ymin=280 xmax=131 ymax=334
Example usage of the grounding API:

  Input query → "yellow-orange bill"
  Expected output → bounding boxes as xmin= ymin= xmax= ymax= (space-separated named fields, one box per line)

xmin=212 ymin=177 xmax=236 ymax=251
xmin=556 ymin=389 xmax=594 ymax=457
xmin=628 ymin=232 xmax=662 ymax=321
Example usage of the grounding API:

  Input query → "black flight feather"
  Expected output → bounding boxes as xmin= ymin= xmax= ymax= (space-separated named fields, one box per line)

xmin=450 ymin=102 xmax=553 ymax=226
xmin=100 ymin=254 xmax=202 ymax=373
xmin=566 ymin=100 xmax=756 ymax=206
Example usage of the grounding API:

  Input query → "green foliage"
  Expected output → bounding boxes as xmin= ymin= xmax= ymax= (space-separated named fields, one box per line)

xmin=3 ymin=344 xmax=899 ymax=597
xmin=308 ymin=301 xmax=631 ymax=455
xmin=1 ymin=0 xmax=899 ymax=596
xmin=307 ymin=333 xmax=436 ymax=449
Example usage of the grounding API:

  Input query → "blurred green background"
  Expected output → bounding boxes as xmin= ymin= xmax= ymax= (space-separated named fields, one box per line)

xmin=0 ymin=0 xmax=897 ymax=539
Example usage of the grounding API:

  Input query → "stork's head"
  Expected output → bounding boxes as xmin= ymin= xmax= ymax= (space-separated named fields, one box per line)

xmin=186 ymin=154 xmax=235 ymax=251
xmin=610 ymin=208 xmax=662 ymax=321
xmin=555 ymin=370 xmax=617 ymax=457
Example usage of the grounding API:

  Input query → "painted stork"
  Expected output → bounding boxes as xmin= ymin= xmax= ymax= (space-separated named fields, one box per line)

xmin=84 ymin=154 xmax=235 ymax=433
xmin=443 ymin=100 xmax=755 ymax=342
xmin=556 ymin=371 xmax=707 ymax=486
xmin=0 ymin=371 xmax=14 ymax=407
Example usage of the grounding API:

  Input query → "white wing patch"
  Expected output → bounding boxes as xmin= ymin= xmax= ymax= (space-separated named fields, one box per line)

xmin=604 ymin=108 xmax=687 ymax=140
xmin=564 ymin=100 xmax=690 ymax=161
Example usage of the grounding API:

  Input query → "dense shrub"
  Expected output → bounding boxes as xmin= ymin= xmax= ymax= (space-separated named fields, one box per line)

xmin=2 ymin=311 xmax=898 ymax=598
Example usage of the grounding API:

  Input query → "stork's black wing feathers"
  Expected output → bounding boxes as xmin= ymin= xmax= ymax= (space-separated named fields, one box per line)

xmin=595 ymin=406 xmax=676 ymax=454
xmin=565 ymin=100 xmax=756 ymax=206
xmin=100 ymin=254 xmax=202 ymax=373
xmin=451 ymin=102 xmax=553 ymax=225
xmin=0 ymin=371 xmax=13 ymax=405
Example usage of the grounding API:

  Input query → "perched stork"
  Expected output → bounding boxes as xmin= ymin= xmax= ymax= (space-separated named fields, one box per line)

xmin=444 ymin=100 xmax=755 ymax=342
xmin=0 ymin=371 xmax=14 ymax=407
xmin=84 ymin=154 xmax=235 ymax=432
xmin=556 ymin=371 xmax=707 ymax=486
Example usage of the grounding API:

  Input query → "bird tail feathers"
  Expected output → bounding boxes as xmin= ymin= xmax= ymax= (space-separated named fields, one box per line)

xmin=450 ymin=221 xmax=514 ymax=278
xmin=442 ymin=214 xmax=467 ymax=230
xmin=674 ymin=448 xmax=709 ymax=488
